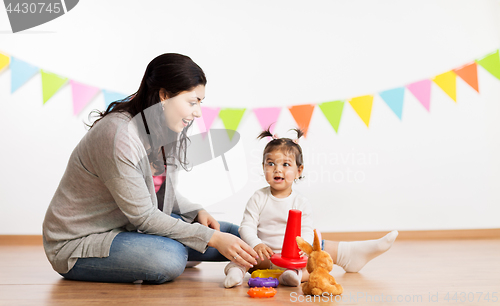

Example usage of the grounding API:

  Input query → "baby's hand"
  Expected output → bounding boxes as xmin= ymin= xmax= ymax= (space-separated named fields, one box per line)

xmin=299 ymin=251 xmax=308 ymax=258
xmin=254 ymin=243 xmax=274 ymax=261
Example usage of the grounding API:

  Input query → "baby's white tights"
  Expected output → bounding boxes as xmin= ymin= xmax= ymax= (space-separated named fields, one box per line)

xmin=336 ymin=230 xmax=399 ymax=272
xmin=223 ymin=262 xmax=246 ymax=288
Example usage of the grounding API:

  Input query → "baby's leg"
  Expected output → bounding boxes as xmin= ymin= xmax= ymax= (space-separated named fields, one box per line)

xmin=301 ymin=267 xmax=309 ymax=282
xmin=279 ymin=269 xmax=303 ymax=287
xmin=225 ymin=256 xmax=272 ymax=288
xmin=324 ymin=230 xmax=398 ymax=272
xmin=224 ymin=263 xmax=248 ymax=288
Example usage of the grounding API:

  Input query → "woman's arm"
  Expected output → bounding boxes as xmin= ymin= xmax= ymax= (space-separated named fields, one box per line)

xmin=91 ymin=121 xmax=214 ymax=253
xmin=194 ymin=209 xmax=220 ymax=231
xmin=208 ymin=230 xmax=258 ymax=268
xmin=104 ymin=175 xmax=214 ymax=253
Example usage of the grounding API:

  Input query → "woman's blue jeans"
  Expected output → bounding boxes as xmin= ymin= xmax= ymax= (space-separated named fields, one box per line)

xmin=60 ymin=221 xmax=239 ymax=284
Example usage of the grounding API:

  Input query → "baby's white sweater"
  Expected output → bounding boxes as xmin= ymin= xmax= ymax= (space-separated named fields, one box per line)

xmin=239 ymin=186 xmax=314 ymax=252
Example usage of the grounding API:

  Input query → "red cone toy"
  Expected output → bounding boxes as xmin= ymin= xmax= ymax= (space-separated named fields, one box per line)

xmin=270 ymin=209 xmax=308 ymax=269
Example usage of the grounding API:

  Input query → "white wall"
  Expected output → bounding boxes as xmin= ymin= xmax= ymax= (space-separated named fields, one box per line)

xmin=0 ymin=0 xmax=499 ymax=234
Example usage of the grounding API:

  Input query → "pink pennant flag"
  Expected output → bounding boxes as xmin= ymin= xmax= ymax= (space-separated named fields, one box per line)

xmin=407 ymin=79 xmax=432 ymax=112
xmin=70 ymin=80 xmax=100 ymax=115
xmin=253 ymin=107 xmax=282 ymax=134
xmin=197 ymin=106 xmax=220 ymax=134
xmin=194 ymin=116 xmax=207 ymax=133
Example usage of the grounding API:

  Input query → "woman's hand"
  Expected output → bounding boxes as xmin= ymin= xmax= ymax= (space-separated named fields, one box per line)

xmin=195 ymin=209 xmax=220 ymax=231
xmin=254 ymin=243 xmax=274 ymax=261
xmin=208 ymin=231 xmax=258 ymax=269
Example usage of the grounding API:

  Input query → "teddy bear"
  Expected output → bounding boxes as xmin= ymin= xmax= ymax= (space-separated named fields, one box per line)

xmin=296 ymin=229 xmax=343 ymax=296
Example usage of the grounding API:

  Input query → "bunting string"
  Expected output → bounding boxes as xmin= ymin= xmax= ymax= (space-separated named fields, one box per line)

xmin=0 ymin=49 xmax=499 ymax=137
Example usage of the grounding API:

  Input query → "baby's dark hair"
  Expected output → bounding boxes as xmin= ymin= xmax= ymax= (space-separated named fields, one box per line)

xmin=257 ymin=127 xmax=304 ymax=167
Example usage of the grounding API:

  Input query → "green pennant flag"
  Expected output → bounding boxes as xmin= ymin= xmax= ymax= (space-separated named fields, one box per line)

xmin=41 ymin=69 xmax=68 ymax=104
xmin=218 ymin=108 xmax=246 ymax=140
xmin=476 ymin=49 xmax=500 ymax=80
xmin=319 ymin=100 xmax=344 ymax=133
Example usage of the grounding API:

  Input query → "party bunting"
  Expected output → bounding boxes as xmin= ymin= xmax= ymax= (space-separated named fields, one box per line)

xmin=10 ymin=57 xmax=39 ymax=93
xmin=349 ymin=95 xmax=373 ymax=127
xmin=253 ymin=107 xmax=282 ymax=134
xmin=1 ymin=48 xmax=500 ymax=137
xmin=218 ymin=108 xmax=246 ymax=140
xmin=453 ymin=62 xmax=479 ymax=93
xmin=379 ymin=87 xmax=405 ymax=120
xmin=318 ymin=100 xmax=344 ymax=133
xmin=288 ymin=104 xmax=315 ymax=137
xmin=41 ymin=70 xmax=68 ymax=104
xmin=102 ymin=89 xmax=127 ymax=109
xmin=407 ymin=79 xmax=432 ymax=112
xmin=476 ymin=49 xmax=500 ymax=80
xmin=433 ymin=71 xmax=457 ymax=102
xmin=0 ymin=53 xmax=9 ymax=72
xmin=70 ymin=80 xmax=100 ymax=115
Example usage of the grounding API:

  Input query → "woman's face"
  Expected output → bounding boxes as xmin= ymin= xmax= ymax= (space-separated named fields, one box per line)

xmin=161 ymin=85 xmax=205 ymax=133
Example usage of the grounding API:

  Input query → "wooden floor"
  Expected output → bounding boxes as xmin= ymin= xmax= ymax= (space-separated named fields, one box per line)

xmin=1 ymin=239 xmax=499 ymax=305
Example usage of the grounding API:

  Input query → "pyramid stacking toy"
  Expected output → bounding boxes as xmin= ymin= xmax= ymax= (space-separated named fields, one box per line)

xmin=270 ymin=209 xmax=308 ymax=269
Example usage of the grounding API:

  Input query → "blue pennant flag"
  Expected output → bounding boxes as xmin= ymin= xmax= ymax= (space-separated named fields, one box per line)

xmin=379 ymin=87 xmax=405 ymax=120
xmin=11 ymin=57 xmax=39 ymax=93
xmin=102 ymin=89 xmax=128 ymax=109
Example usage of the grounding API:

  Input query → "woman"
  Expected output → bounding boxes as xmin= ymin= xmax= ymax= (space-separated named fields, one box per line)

xmin=42 ymin=53 xmax=258 ymax=284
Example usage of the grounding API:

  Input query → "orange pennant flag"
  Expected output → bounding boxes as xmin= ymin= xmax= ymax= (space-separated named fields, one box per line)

xmin=288 ymin=104 xmax=315 ymax=137
xmin=453 ymin=62 xmax=479 ymax=93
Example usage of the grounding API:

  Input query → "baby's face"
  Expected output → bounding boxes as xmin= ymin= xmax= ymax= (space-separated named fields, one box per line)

xmin=263 ymin=150 xmax=303 ymax=198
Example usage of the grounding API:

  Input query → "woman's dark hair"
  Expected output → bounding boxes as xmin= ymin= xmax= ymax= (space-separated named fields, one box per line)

xmin=257 ymin=126 xmax=304 ymax=169
xmin=88 ymin=53 xmax=207 ymax=173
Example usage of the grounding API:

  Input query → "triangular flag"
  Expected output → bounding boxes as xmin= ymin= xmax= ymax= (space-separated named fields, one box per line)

xmin=453 ymin=62 xmax=479 ymax=93
xmin=199 ymin=106 xmax=220 ymax=132
xmin=218 ymin=108 xmax=246 ymax=140
xmin=476 ymin=49 xmax=500 ymax=80
xmin=433 ymin=71 xmax=456 ymax=102
xmin=407 ymin=79 xmax=432 ymax=112
xmin=10 ymin=57 xmax=39 ymax=93
xmin=196 ymin=106 xmax=220 ymax=136
xmin=194 ymin=116 xmax=207 ymax=133
xmin=102 ymin=89 xmax=127 ymax=109
xmin=70 ymin=80 xmax=100 ymax=115
xmin=253 ymin=107 xmax=282 ymax=134
xmin=318 ymin=100 xmax=344 ymax=133
xmin=0 ymin=53 xmax=10 ymax=72
xmin=288 ymin=104 xmax=315 ymax=137
xmin=348 ymin=95 xmax=373 ymax=128
xmin=41 ymin=70 xmax=68 ymax=104
xmin=379 ymin=87 xmax=405 ymax=120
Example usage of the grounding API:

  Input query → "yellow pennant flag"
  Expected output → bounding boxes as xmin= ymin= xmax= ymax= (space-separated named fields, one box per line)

xmin=349 ymin=95 xmax=373 ymax=128
xmin=0 ymin=53 xmax=10 ymax=72
xmin=433 ymin=71 xmax=456 ymax=102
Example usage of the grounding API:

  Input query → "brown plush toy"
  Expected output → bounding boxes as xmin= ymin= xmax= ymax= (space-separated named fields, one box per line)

xmin=296 ymin=229 xmax=343 ymax=296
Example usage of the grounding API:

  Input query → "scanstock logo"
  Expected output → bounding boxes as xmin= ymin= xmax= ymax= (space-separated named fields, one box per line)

xmin=3 ymin=0 xmax=79 ymax=33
